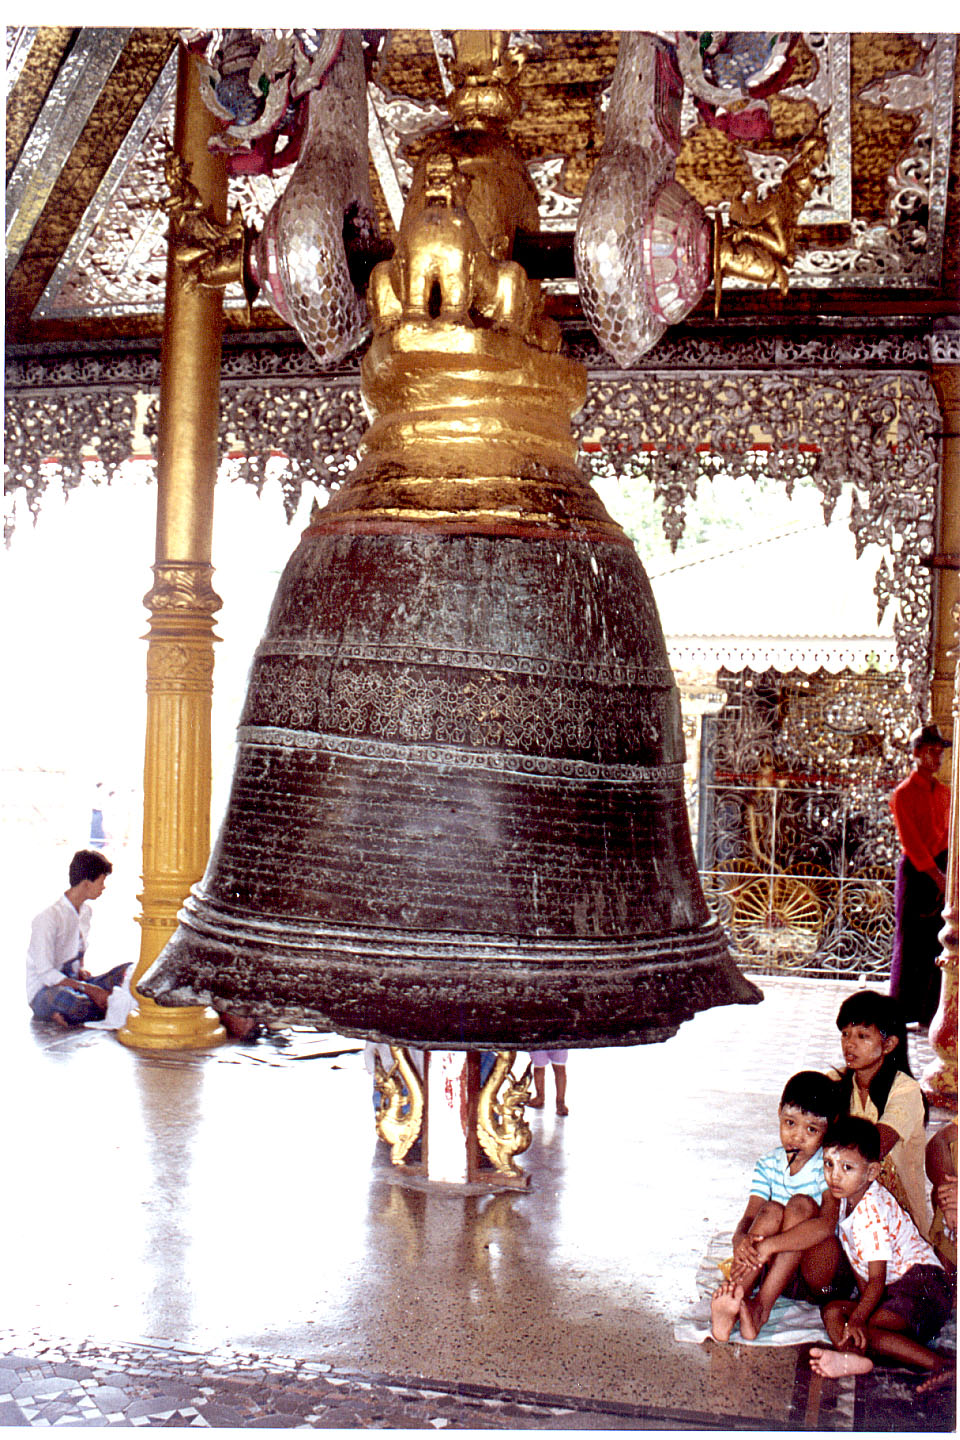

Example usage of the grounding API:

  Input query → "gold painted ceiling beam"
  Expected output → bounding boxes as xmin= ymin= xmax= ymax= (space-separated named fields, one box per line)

xmin=5 ymin=26 xmax=177 ymax=338
xmin=34 ymin=52 xmax=179 ymax=321
xmin=6 ymin=28 xmax=132 ymax=281
xmin=5 ymin=29 xmax=959 ymax=345
xmin=5 ymin=26 xmax=74 ymax=182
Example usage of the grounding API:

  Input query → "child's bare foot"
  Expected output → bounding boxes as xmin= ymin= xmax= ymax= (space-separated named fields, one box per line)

xmin=738 ymin=1293 xmax=768 ymax=1341
xmin=917 ymin=1362 xmax=954 ymax=1396
xmin=710 ymin=1280 xmax=743 ymax=1342
xmin=527 ymin=1097 xmax=544 ymax=1109
xmin=809 ymin=1347 xmax=874 ymax=1378
xmin=556 ymin=1103 xmax=569 ymax=1116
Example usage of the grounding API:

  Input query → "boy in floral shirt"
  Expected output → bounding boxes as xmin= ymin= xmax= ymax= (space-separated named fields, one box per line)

xmin=744 ymin=1115 xmax=953 ymax=1382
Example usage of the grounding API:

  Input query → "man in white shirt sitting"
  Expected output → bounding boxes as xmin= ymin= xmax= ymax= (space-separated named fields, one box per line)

xmin=26 ymin=849 xmax=130 ymax=1027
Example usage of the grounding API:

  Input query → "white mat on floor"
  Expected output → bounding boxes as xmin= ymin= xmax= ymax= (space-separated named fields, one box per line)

xmin=85 ymin=972 xmax=134 ymax=1030
xmin=673 ymin=1230 xmax=828 ymax=1346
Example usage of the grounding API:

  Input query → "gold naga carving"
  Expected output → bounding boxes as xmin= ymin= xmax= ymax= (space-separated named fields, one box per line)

xmin=373 ymin=1046 xmax=425 ymax=1164
xmin=476 ymin=1050 xmax=533 ymax=1177
xmin=713 ymin=125 xmax=829 ymax=315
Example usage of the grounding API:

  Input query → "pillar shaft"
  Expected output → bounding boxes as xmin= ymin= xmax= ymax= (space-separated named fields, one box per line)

xmin=922 ymin=362 xmax=959 ymax=1107
xmin=119 ymin=42 xmax=226 ymax=1050
xmin=930 ymin=366 xmax=960 ymax=737
xmin=423 ymin=1052 xmax=477 ymax=1184
xmin=923 ymin=615 xmax=959 ymax=1108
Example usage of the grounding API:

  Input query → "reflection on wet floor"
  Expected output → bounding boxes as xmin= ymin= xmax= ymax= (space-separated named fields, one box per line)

xmin=3 ymin=974 xmax=954 ymax=1430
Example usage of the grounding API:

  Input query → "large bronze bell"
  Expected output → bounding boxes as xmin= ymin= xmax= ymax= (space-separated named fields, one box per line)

xmin=140 ymin=31 xmax=760 ymax=1046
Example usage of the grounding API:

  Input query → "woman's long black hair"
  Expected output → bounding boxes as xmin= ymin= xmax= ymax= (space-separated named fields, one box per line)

xmin=835 ymin=990 xmax=923 ymax=1121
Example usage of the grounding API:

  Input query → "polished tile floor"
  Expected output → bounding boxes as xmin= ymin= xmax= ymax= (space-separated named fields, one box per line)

xmin=3 ymin=968 xmax=955 ymax=1431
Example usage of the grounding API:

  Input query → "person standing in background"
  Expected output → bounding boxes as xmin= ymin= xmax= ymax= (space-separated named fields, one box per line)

xmin=89 ymin=781 xmax=110 ymax=850
xmin=528 ymin=1049 xmax=569 ymax=1115
xmin=889 ymin=724 xmax=951 ymax=1027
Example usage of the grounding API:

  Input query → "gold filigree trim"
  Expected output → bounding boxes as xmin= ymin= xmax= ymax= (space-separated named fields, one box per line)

xmin=145 ymin=642 xmax=215 ymax=685
xmin=143 ymin=563 xmax=223 ymax=616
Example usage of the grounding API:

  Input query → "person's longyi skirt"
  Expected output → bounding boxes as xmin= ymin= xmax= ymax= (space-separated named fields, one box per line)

xmin=890 ymin=851 xmax=946 ymax=1025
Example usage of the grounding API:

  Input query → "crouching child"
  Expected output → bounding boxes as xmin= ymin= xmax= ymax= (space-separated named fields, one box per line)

xmin=748 ymin=1116 xmax=954 ymax=1383
xmin=711 ymin=1070 xmax=846 ymax=1342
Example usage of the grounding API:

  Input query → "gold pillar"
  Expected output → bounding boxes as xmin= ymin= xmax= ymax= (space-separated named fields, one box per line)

xmin=922 ymin=361 xmax=960 ymax=1107
xmin=119 ymin=42 xmax=226 ymax=1049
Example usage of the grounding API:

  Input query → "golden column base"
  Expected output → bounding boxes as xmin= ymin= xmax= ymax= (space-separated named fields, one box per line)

xmin=120 ymin=888 xmax=225 ymax=1049
xmin=118 ymin=996 xmax=225 ymax=1051
xmin=120 ymin=602 xmax=227 ymax=1050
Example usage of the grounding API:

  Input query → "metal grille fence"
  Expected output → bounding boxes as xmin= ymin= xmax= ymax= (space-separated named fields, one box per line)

xmin=692 ymin=667 xmax=916 ymax=978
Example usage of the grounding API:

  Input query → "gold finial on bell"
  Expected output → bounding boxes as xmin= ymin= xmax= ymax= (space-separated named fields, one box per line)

xmin=446 ymin=30 xmax=524 ymax=127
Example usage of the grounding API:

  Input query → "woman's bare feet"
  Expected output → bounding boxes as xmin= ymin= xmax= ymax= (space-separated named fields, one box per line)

xmin=809 ymin=1347 xmax=874 ymax=1379
xmin=710 ymin=1280 xmax=743 ymax=1342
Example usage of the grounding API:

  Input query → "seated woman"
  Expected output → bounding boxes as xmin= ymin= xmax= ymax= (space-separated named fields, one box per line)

xmin=826 ymin=991 xmax=929 ymax=1238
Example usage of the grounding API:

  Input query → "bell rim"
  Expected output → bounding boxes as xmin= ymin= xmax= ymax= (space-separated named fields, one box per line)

xmin=140 ymin=907 xmax=761 ymax=1049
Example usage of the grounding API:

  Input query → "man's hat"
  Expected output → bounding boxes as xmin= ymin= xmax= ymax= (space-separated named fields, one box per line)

xmin=910 ymin=723 xmax=953 ymax=751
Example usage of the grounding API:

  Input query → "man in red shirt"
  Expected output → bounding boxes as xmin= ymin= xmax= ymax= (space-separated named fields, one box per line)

xmin=889 ymin=724 xmax=952 ymax=1026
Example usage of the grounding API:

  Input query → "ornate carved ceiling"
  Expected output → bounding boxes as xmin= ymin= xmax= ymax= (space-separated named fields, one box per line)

xmin=6 ymin=29 xmax=956 ymax=704
xmin=5 ymin=27 xmax=960 ymax=347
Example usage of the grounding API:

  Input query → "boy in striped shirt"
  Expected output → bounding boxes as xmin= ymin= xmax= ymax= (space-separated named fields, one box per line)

xmin=746 ymin=1117 xmax=953 ymax=1383
xmin=711 ymin=1070 xmax=842 ymax=1342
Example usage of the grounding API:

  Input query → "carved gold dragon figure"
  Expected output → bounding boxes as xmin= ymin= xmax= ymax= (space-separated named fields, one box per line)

xmin=373 ymin=1046 xmax=425 ymax=1165
xmin=476 ymin=1050 xmax=533 ymax=1177
xmin=714 ymin=124 xmax=828 ymax=314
